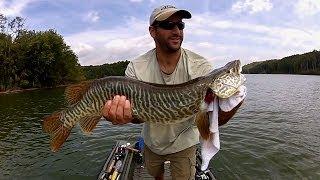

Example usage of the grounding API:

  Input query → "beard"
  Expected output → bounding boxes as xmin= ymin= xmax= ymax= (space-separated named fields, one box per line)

xmin=155 ymin=35 xmax=183 ymax=53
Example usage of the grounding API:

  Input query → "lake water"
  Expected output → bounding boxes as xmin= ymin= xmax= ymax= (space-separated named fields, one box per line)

xmin=0 ymin=74 xmax=319 ymax=179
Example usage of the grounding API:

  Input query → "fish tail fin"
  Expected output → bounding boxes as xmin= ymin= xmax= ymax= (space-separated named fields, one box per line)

xmin=196 ymin=111 xmax=210 ymax=140
xmin=42 ymin=111 xmax=71 ymax=152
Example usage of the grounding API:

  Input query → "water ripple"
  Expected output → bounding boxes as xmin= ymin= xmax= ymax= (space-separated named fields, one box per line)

xmin=0 ymin=75 xmax=320 ymax=179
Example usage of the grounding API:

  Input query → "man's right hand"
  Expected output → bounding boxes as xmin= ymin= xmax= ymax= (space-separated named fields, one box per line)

xmin=102 ymin=95 xmax=133 ymax=125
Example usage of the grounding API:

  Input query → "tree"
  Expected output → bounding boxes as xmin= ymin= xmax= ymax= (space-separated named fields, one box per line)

xmin=82 ymin=61 xmax=130 ymax=80
xmin=13 ymin=29 xmax=85 ymax=87
xmin=0 ymin=13 xmax=85 ymax=91
xmin=243 ymin=50 xmax=320 ymax=75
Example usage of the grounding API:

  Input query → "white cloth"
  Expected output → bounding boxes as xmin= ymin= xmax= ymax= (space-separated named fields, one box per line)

xmin=200 ymin=85 xmax=247 ymax=170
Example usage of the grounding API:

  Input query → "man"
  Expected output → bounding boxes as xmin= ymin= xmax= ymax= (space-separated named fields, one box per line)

xmin=102 ymin=5 xmax=242 ymax=180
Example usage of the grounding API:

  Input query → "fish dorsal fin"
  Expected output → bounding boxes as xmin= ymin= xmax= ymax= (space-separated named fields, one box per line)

xmin=78 ymin=116 xmax=101 ymax=134
xmin=65 ymin=81 xmax=91 ymax=106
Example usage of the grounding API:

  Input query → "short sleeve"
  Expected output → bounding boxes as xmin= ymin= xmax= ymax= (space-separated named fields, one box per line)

xmin=183 ymin=49 xmax=213 ymax=79
xmin=125 ymin=62 xmax=137 ymax=79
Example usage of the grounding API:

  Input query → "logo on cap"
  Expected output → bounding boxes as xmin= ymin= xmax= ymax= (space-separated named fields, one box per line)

xmin=160 ymin=5 xmax=176 ymax=10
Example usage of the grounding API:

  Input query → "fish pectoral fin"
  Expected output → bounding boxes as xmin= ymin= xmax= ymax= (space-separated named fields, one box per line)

xmin=65 ymin=81 xmax=92 ymax=106
xmin=78 ymin=116 xmax=101 ymax=134
xmin=195 ymin=111 xmax=210 ymax=140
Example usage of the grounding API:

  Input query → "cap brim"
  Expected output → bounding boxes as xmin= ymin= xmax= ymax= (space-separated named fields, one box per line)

xmin=175 ymin=10 xmax=192 ymax=19
xmin=156 ymin=9 xmax=191 ymax=22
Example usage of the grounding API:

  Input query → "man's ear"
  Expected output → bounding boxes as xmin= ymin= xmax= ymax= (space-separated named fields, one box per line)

xmin=149 ymin=26 xmax=156 ymax=38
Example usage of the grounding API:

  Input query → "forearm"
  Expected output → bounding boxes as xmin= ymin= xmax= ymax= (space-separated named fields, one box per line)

xmin=218 ymin=100 xmax=243 ymax=126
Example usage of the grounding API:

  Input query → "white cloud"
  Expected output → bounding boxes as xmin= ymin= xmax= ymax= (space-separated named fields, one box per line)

xmin=194 ymin=13 xmax=319 ymax=48
xmin=197 ymin=42 xmax=214 ymax=49
xmin=190 ymin=29 xmax=213 ymax=36
xmin=84 ymin=11 xmax=100 ymax=23
xmin=65 ymin=11 xmax=319 ymax=68
xmin=104 ymin=36 xmax=152 ymax=54
xmin=1 ymin=0 xmax=318 ymax=69
xmin=65 ymin=17 xmax=153 ymax=65
xmin=0 ymin=0 xmax=35 ymax=16
xmin=73 ymin=43 xmax=94 ymax=57
xmin=295 ymin=0 xmax=320 ymax=17
xmin=231 ymin=0 xmax=273 ymax=14
xmin=130 ymin=0 xmax=143 ymax=2
xmin=186 ymin=13 xmax=319 ymax=67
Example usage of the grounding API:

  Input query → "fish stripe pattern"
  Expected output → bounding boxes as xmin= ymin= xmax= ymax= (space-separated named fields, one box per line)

xmin=42 ymin=60 xmax=246 ymax=152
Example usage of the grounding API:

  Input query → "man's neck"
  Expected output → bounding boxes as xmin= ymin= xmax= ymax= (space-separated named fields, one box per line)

xmin=156 ymin=48 xmax=181 ymax=74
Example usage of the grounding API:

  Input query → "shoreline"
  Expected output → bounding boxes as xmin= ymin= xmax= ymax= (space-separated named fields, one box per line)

xmin=0 ymin=88 xmax=39 ymax=95
xmin=0 ymin=85 xmax=68 ymax=95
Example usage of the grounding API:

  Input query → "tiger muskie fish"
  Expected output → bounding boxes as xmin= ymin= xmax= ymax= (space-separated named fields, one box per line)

xmin=43 ymin=60 xmax=245 ymax=152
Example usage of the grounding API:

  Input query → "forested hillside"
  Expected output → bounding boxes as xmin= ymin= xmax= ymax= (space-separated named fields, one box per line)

xmin=3 ymin=13 xmax=318 ymax=93
xmin=243 ymin=50 xmax=320 ymax=75
xmin=0 ymin=14 xmax=84 ymax=91
xmin=0 ymin=14 xmax=129 ymax=92
xmin=82 ymin=61 xmax=129 ymax=80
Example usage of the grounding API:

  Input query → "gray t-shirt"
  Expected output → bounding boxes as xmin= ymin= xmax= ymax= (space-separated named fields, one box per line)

xmin=125 ymin=48 xmax=213 ymax=155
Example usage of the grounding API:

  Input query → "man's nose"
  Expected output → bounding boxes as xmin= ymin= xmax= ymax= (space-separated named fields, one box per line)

xmin=171 ymin=25 xmax=181 ymax=34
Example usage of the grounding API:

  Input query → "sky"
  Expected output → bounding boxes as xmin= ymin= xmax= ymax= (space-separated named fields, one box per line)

xmin=1 ymin=0 xmax=319 ymax=67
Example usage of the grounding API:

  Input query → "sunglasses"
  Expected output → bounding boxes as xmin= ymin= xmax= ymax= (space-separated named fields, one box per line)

xmin=154 ymin=21 xmax=185 ymax=30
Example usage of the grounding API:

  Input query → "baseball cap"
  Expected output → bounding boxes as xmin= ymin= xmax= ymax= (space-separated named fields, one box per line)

xmin=149 ymin=5 xmax=191 ymax=25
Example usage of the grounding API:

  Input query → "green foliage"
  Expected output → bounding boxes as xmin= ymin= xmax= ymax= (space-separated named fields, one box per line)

xmin=242 ymin=50 xmax=320 ymax=75
xmin=0 ymin=33 xmax=14 ymax=90
xmin=0 ymin=14 xmax=84 ymax=91
xmin=82 ymin=61 xmax=130 ymax=80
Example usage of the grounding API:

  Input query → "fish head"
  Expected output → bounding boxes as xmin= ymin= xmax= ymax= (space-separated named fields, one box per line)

xmin=207 ymin=60 xmax=246 ymax=99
